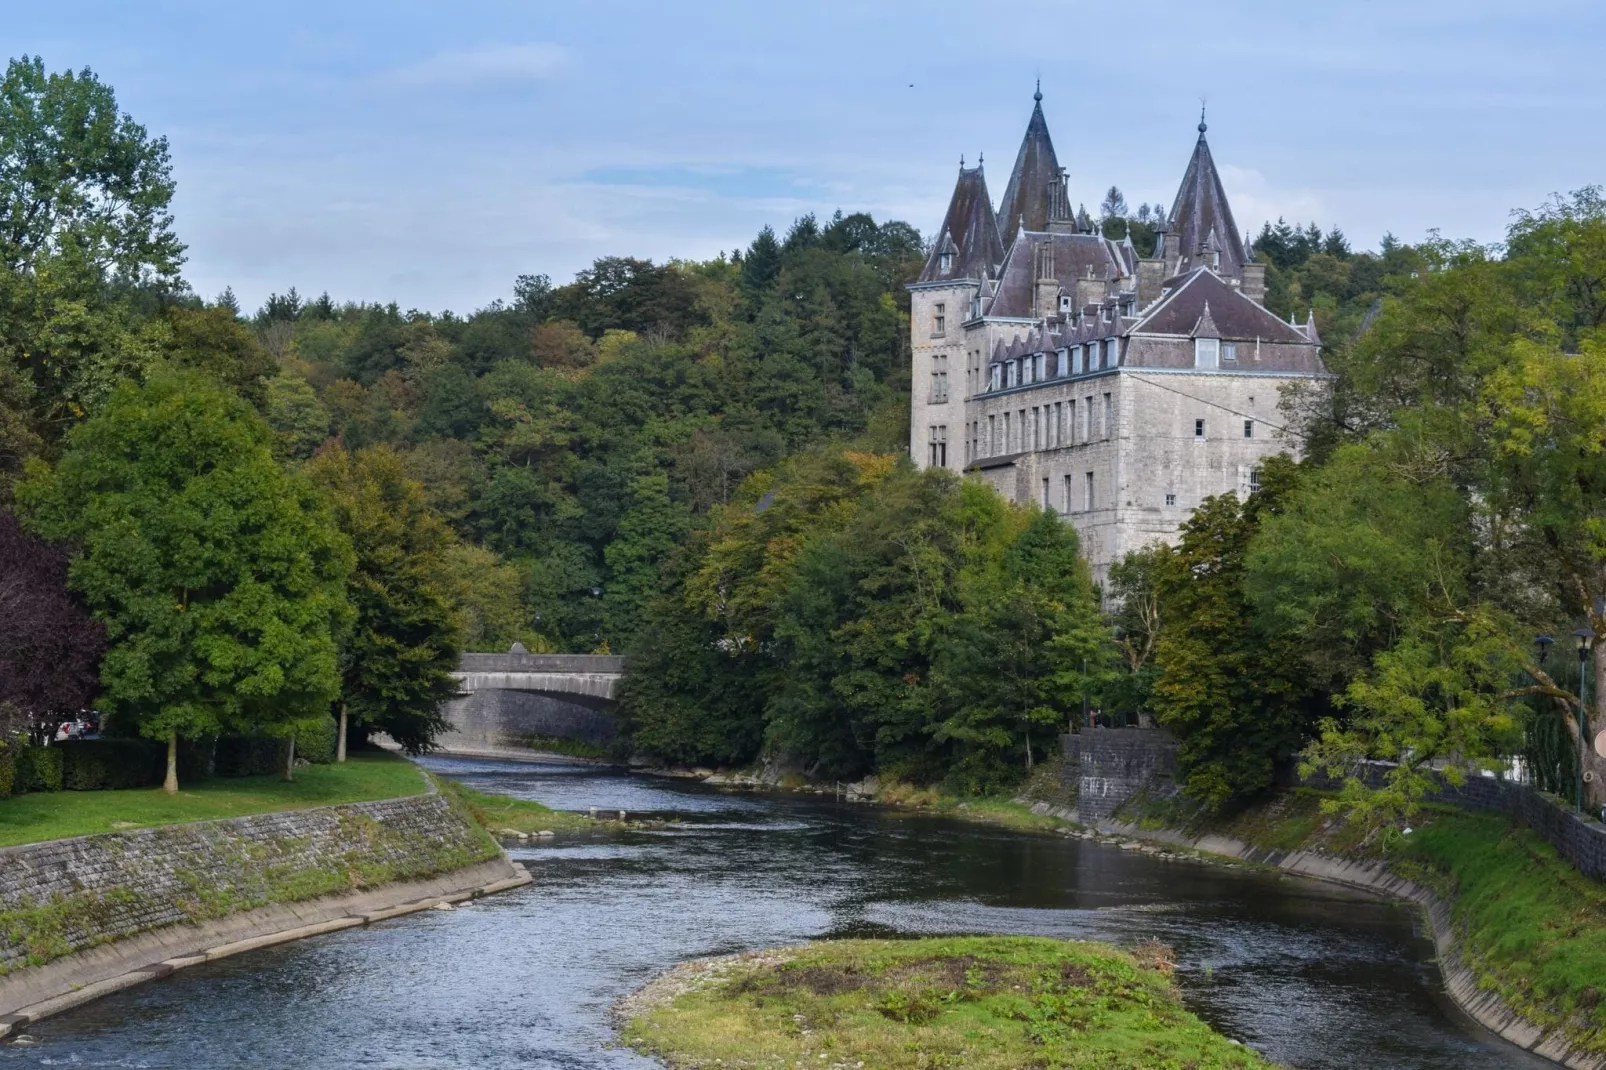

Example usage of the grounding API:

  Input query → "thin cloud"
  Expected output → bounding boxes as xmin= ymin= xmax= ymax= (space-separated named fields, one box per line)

xmin=383 ymin=43 xmax=568 ymax=87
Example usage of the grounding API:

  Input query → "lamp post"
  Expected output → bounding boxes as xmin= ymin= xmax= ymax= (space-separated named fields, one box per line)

xmin=1574 ymin=628 xmax=1595 ymax=812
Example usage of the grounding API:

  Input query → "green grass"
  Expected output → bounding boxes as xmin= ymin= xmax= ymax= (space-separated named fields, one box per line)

xmin=435 ymin=775 xmax=595 ymax=832
xmin=620 ymin=936 xmax=1275 ymax=1070
xmin=1401 ymin=812 xmax=1606 ymax=1048
xmin=0 ymin=752 xmax=426 ymax=847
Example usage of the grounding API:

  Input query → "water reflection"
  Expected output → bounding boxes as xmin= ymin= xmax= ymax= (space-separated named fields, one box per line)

xmin=3 ymin=756 xmax=1551 ymax=1069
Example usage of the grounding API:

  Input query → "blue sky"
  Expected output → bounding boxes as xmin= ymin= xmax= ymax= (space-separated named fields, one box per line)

xmin=12 ymin=1 xmax=1606 ymax=313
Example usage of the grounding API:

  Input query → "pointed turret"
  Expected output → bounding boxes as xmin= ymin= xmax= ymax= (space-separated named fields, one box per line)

xmin=998 ymin=83 xmax=1062 ymax=246
xmin=917 ymin=162 xmax=1005 ymax=283
xmin=1164 ymin=111 xmax=1247 ymax=281
xmin=1304 ymin=309 xmax=1322 ymax=346
xmin=1191 ymin=301 xmax=1220 ymax=339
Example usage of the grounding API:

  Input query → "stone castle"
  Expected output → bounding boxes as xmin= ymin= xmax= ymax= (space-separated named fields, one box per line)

xmin=908 ymin=88 xmax=1328 ymax=586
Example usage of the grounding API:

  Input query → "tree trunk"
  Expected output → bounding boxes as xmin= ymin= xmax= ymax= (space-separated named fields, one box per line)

xmin=336 ymin=704 xmax=348 ymax=763
xmin=1025 ymin=726 xmax=1033 ymax=771
xmin=283 ymin=732 xmax=296 ymax=783
xmin=163 ymin=731 xmax=178 ymax=794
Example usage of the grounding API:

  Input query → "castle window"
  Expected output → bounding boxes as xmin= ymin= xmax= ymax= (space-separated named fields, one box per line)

xmin=1085 ymin=472 xmax=1095 ymax=511
xmin=971 ymin=295 xmax=982 ymax=319
xmin=1084 ymin=396 xmax=1094 ymax=441
xmin=1056 ymin=348 xmax=1068 ymax=376
xmin=1105 ymin=338 xmax=1119 ymax=368
xmin=1007 ymin=360 xmax=1018 ymax=388
xmin=1222 ymin=342 xmax=1238 ymax=362
xmin=1035 ymin=353 xmax=1046 ymax=381
xmin=988 ymin=415 xmax=997 ymax=454
xmin=1195 ymin=418 xmax=1206 ymax=439
xmin=1043 ymin=477 xmax=1051 ymax=509
xmin=1103 ymin=394 xmax=1113 ymax=439
xmin=1194 ymin=337 xmax=1219 ymax=369
xmin=1243 ymin=419 xmax=1254 ymax=439
xmin=934 ymin=303 xmax=946 ymax=336
xmin=927 ymin=425 xmax=948 ymax=467
xmin=930 ymin=355 xmax=948 ymax=403
xmin=940 ymin=250 xmax=953 ymax=274
xmin=1063 ymin=475 xmax=1074 ymax=513
xmin=1054 ymin=402 xmax=1063 ymax=445
xmin=1249 ymin=468 xmax=1262 ymax=493
xmin=1165 ymin=493 xmax=1177 ymax=507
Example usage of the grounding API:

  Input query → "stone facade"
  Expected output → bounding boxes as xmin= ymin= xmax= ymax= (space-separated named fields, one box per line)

xmin=911 ymin=91 xmax=1330 ymax=586
xmin=0 ymin=790 xmax=497 ymax=975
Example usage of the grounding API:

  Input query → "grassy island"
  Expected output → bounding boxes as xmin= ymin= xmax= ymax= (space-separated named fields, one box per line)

xmin=618 ymin=936 xmax=1272 ymax=1070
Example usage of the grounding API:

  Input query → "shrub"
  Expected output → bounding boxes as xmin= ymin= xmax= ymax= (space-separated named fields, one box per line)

xmin=13 ymin=744 xmax=64 ymax=793
xmin=0 ymin=743 xmax=14 ymax=798
xmin=214 ymin=734 xmax=279 ymax=778
xmin=177 ymin=735 xmax=216 ymax=783
xmin=296 ymin=715 xmax=338 ymax=765
xmin=60 ymin=739 xmax=163 ymax=790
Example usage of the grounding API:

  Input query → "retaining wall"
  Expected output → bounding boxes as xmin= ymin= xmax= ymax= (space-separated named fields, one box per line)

xmin=0 ymin=785 xmax=524 ymax=1032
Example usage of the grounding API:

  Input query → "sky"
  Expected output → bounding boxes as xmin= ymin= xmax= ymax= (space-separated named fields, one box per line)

xmin=10 ymin=0 xmax=1606 ymax=313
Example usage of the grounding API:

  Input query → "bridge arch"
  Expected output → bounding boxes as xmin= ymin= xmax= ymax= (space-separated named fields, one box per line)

xmin=440 ymin=652 xmax=625 ymax=760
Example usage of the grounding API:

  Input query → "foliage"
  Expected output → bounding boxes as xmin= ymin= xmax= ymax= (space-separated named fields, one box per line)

xmin=0 ymin=509 xmax=105 ymax=717
xmin=1144 ymin=457 xmax=1321 ymax=808
xmin=305 ymin=443 xmax=463 ymax=753
xmin=16 ymin=370 xmax=353 ymax=768
xmin=58 ymin=738 xmax=161 ymax=790
xmin=11 ymin=744 xmax=63 ymax=793
xmin=622 ymin=449 xmax=1105 ymax=791
xmin=622 ymin=937 xmax=1271 ymax=1070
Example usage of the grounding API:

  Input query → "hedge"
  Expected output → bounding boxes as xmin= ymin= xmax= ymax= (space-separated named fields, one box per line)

xmin=297 ymin=716 xmax=338 ymax=765
xmin=12 ymin=745 xmax=64 ymax=793
xmin=59 ymin=739 xmax=163 ymax=791
xmin=214 ymin=734 xmax=280 ymax=778
xmin=0 ymin=744 xmax=13 ymax=798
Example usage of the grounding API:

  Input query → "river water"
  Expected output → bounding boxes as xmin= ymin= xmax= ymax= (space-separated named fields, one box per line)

xmin=3 ymin=756 xmax=1556 ymax=1069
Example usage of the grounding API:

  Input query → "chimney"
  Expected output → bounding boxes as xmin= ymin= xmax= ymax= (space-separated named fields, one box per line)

xmin=1241 ymin=262 xmax=1267 ymax=305
xmin=1074 ymin=264 xmax=1105 ymax=312
xmin=1033 ymin=240 xmax=1059 ymax=319
xmin=1137 ymin=257 xmax=1166 ymax=309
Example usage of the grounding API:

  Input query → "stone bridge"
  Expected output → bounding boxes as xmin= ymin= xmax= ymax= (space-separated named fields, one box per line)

xmin=439 ymin=651 xmax=626 ymax=760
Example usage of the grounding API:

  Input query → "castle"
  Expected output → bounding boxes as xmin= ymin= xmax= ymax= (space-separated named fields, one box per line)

xmin=908 ymin=87 xmax=1328 ymax=587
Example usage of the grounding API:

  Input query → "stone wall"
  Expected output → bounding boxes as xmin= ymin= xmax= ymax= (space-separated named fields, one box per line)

xmin=1065 ymin=727 xmax=1179 ymax=825
xmin=0 ymin=790 xmax=499 ymax=975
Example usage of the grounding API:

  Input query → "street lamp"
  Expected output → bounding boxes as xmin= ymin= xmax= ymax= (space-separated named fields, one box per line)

xmin=1536 ymin=634 xmax=1554 ymax=666
xmin=1574 ymin=628 xmax=1595 ymax=812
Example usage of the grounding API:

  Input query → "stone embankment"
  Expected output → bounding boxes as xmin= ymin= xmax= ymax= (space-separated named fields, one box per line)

xmin=0 ymin=786 xmax=530 ymax=1039
xmin=1087 ymin=819 xmax=1605 ymax=1070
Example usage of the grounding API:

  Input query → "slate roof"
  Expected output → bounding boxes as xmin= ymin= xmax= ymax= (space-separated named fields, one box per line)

xmin=918 ymin=164 xmax=1007 ymax=283
xmin=1125 ymin=269 xmax=1326 ymax=372
xmin=1166 ymin=119 xmax=1247 ymax=281
xmin=985 ymin=229 xmax=1129 ymax=318
xmin=998 ymin=87 xmax=1061 ymax=247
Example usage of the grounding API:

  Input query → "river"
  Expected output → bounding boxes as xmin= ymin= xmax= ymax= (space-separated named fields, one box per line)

xmin=2 ymin=756 xmax=1557 ymax=1069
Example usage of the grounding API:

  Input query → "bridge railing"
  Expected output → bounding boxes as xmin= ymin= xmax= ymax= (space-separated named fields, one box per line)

xmin=456 ymin=653 xmax=626 ymax=675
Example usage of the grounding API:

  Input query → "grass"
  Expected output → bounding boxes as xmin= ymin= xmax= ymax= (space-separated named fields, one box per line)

xmin=1400 ymin=811 xmax=1606 ymax=1048
xmin=435 ymin=775 xmax=595 ymax=833
xmin=0 ymin=752 xmax=426 ymax=847
xmin=619 ymin=936 xmax=1275 ymax=1070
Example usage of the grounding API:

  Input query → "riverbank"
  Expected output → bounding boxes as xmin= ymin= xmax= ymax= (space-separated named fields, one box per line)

xmin=616 ymin=936 xmax=1275 ymax=1069
xmin=1102 ymin=790 xmax=1606 ymax=1070
xmin=0 ymin=774 xmax=531 ymax=1042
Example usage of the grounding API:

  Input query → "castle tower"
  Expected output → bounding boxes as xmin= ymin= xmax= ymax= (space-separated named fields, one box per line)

xmin=997 ymin=83 xmax=1062 ymax=246
xmin=909 ymin=160 xmax=1003 ymax=471
xmin=1163 ymin=112 xmax=1248 ymax=282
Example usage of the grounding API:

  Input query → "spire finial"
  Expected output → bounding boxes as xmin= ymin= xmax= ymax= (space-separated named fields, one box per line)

xmin=1034 ymin=79 xmax=1042 ymax=104
xmin=960 ymin=154 xmax=965 ymax=169
xmin=1198 ymin=102 xmax=1207 ymax=136
xmin=977 ymin=150 xmax=983 ymax=165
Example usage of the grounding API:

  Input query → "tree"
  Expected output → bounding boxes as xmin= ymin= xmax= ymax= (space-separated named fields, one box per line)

xmin=741 ymin=225 xmax=782 ymax=294
xmin=0 ymin=55 xmax=183 ymax=282
xmin=602 ymin=472 xmax=689 ymax=647
xmin=306 ymin=443 xmax=464 ymax=757
xmin=161 ymin=305 xmax=276 ymax=408
xmin=1099 ymin=186 xmax=1128 ymax=221
xmin=16 ymin=370 xmax=352 ymax=791
xmin=1148 ymin=458 xmax=1319 ymax=807
xmin=0 ymin=509 xmax=105 ymax=720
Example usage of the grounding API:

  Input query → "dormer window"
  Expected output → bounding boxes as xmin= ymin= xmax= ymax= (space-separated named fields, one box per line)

xmin=1194 ymin=337 xmax=1220 ymax=369
xmin=1073 ymin=346 xmax=1085 ymax=375
xmin=1007 ymin=360 xmax=1018 ymax=388
xmin=970 ymin=295 xmax=982 ymax=319
xmin=990 ymin=364 xmax=1002 ymax=391
xmin=1023 ymin=358 xmax=1033 ymax=385
xmin=940 ymin=250 xmax=953 ymax=274
xmin=1035 ymin=354 xmax=1046 ymax=381
xmin=1056 ymin=348 xmax=1068 ymax=376
xmin=1059 ymin=295 xmax=1070 ymax=312
xmin=1105 ymin=338 xmax=1119 ymax=367
xmin=1222 ymin=342 xmax=1238 ymax=362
